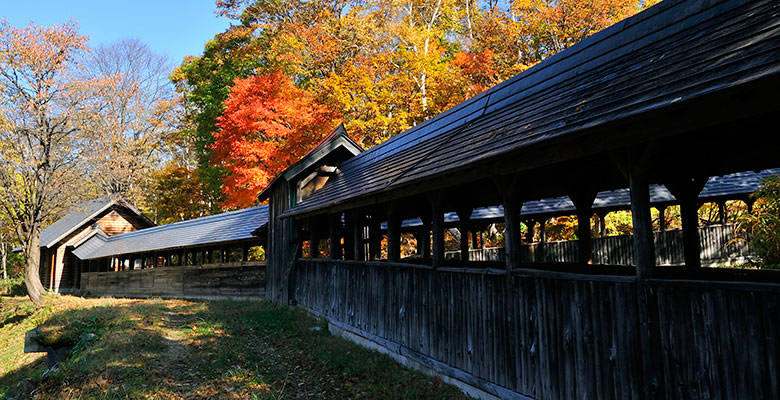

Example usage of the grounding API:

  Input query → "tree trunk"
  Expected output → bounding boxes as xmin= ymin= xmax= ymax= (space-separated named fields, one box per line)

xmin=24 ymin=229 xmax=45 ymax=305
xmin=1 ymin=241 xmax=7 ymax=281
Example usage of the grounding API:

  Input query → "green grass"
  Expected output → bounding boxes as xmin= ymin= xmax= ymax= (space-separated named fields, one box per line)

xmin=0 ymin=296 xmax=469 ymax=399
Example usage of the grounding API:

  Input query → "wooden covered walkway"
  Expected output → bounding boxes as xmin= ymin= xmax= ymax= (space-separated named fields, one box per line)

xmin=261 ymin=0 xmax=780 ymax=398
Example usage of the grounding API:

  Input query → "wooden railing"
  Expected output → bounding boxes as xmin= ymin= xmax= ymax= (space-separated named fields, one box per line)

xmin=294 ymin=258 xmax=780 ymax=400
xmin=445 ymin=224 xmax=754 ymax=266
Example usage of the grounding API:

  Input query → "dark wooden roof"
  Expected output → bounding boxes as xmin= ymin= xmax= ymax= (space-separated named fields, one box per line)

xmin=281 ymin=0 xmax=780 ymax=219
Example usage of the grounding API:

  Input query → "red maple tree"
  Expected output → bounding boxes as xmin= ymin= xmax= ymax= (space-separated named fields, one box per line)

xmin=212 ymin=71 xmax=339 ymax=208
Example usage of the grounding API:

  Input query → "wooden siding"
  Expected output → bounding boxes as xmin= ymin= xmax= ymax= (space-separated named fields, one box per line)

xmin=294 ymin=259 xmax=779 ymax=399
xmin=266 ymin=181 xmax=295 ymax=303
xmin=81 ymin=263 xmax=266 ymax=298
xmin=96 ymin=209 xmax=140 ymax=236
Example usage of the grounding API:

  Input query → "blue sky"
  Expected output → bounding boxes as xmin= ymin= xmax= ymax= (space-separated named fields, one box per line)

xmin=2 ymin=1 xmax=232 ymax=66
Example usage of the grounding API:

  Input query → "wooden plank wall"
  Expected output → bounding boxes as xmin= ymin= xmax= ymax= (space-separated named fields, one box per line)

xmin=641 ymin=283 xmax=780 ymax=400
xmin=80 ymin=264 xmax=266 ymax=298
xmin=96 ymin=209 xmax=140 ymax=236
xmin=294 ymin=259 xmax=780 ymax=400
xmin=266 ymin=182 xmax=295 ymax=303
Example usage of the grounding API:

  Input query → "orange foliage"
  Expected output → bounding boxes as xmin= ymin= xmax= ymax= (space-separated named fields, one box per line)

xmin=212 ymin=71 xmax=339 ymax=208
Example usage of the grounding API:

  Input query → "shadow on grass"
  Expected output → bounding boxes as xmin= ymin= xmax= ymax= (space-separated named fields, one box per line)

xmin=0 ymin=300 xmax=178 ymax=399
xmin=186 ymin=300 xmax=469 ymax=400
xmin=0 ymin=314 xmax=30 ymax=330
xmin=0 ymin=298 xmax=468 ymax=400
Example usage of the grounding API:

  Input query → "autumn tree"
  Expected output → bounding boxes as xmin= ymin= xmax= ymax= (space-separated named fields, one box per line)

xmin=79 ymin=39 xmax=177 ymax=207
xmin=213 ymin=71 xmax=338 ymax=208
xmin=0 ymin=20 xmax=94 ymax=305
xmin=178 ymin=0 xmax=658 ymax=201
xmin=0 ymin=221 xmax=11 ymax=281
xmin=170 ymin=25 xmax=265 ymax=212
xmin=737 ymin=176 xmax=780 ymax=267
xmin=146 ymin=163 xmax=210 ymax=224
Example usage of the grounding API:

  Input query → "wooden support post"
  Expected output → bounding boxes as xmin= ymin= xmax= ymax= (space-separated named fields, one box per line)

xmin=77 ymin=260 xmax=82 ymax=289
xmin=746 ymin=198 xmax=754 ymax=214
xmin=496 ymin=176 xmax=522 ymax=272
xmin=344 ymin=212 xmax=355 ymax=260
xmin=597 ymin=213 xmax=607 ymax=237
xmin=414 ymin=229 xmax=423 ymax=256
xmin=369 ymin=216 xmax=381 ymax=260
xmin=309 ymin=222 xmax=320 ymax=259
xmin=387 ymin=205 xmax=401 ymax=262
xmin=471 ymin=228 xmax=478 ymax=249
xmin=430 ymin=194 xmax=445 ymax=269
xmin=349 ymin=211 xmax=365 ymax=261
xmin=503 ymin=202 xmax=522 ymax=271
xmin=456 ymin=208 xmax=471 ymax=262
xmin=665 ymin=176 xmax=708 ymax=270
xmin=523 ymin=219 xmax=536 ymax=262
xmin=420 ymin=214 xmax=432 ymax=259
xmin=657 ymin=206 xmax=667 ymax=232
xmin=630 ymin=170 xmax=655 ymax=278
xmin=328 ymin=213 xmax=342 ymax=260
xmin=242 ymin=245 xmax=249 ymax=262
xmin=718 ymin=201 xmax=727 ymax=225
xmin=571 ymin=190 xmax=597 ymax=264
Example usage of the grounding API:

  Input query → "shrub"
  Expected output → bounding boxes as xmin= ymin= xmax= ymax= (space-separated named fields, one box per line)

xmin=737 ymin=175 xmax=780 ymax=267
xmin=0 ymin=276 xmax=26 ymax=296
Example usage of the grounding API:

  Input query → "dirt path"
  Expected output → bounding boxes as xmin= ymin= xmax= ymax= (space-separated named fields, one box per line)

xmin=160 ymin=301 xmax=199 ymax=396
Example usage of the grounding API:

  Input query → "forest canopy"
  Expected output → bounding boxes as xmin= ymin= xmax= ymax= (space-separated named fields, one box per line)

xmin=173 ymin=0 xmax=658 ymax=209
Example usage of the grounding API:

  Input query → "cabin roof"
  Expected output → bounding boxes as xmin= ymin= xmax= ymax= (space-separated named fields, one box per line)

xmin=72 ymin=205 xmax=269 ymax=260
xmin=40 ymin=194 xmax=151 ymax=248
xmin=257 ymin=123 xmax=363 ymax=202
xmin=281 ymin=0 xmax=780 ymax=218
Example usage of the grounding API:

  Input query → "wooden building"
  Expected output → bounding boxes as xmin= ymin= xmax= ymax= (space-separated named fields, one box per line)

xmin=262 ymin=1 xmax=780 ymax=399
xmin=38 ymin=195 xmax=154 ymax=293
xmin=39 ymin=195 xmax=269 ymax=298
xmin=258 ymin=124 xmax=363 ymax=302
xmin=72 ymin=205 xmax=268 ymax=298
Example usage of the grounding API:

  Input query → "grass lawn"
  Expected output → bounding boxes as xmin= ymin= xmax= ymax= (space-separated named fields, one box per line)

xmin=0 ymin=295 xmax=468 ymax=399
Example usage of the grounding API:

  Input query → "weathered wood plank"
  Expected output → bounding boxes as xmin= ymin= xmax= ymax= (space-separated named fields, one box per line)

xmin=293 ymin=259 xmax=780 ymax=400
xmin=81 ymin=264 xmax=266 ymax=298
